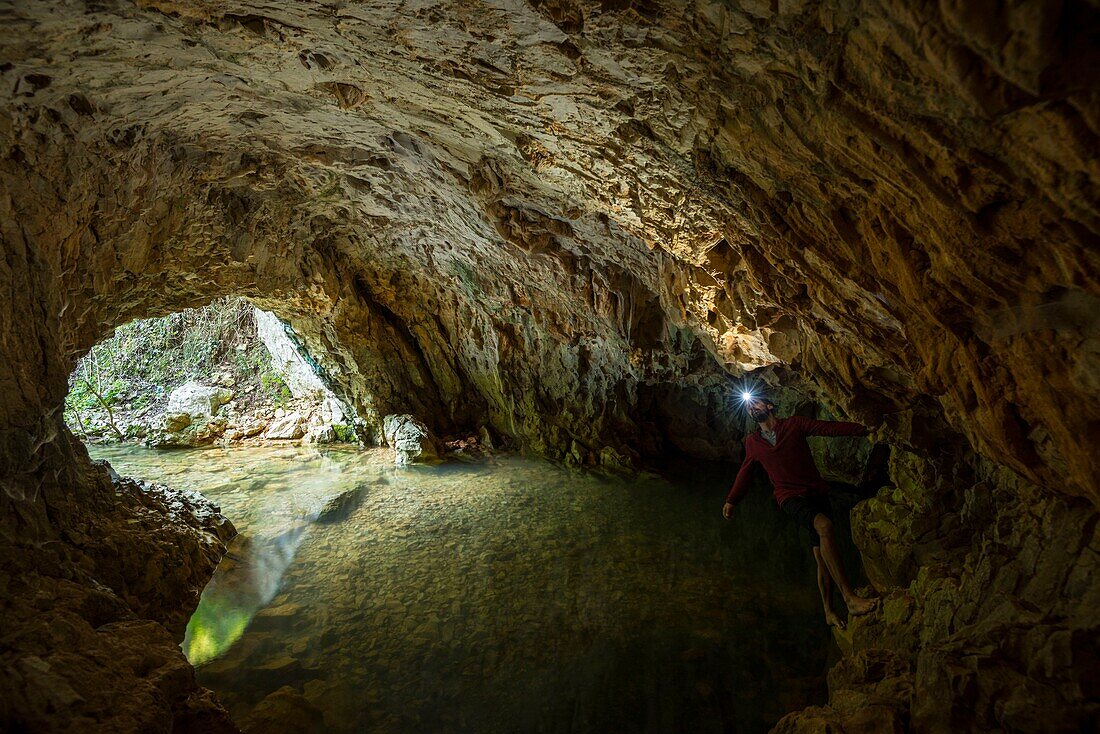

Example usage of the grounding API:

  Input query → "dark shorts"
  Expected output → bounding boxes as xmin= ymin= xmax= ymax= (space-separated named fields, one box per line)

xmin=780 ymin=494 xmax=833 ymax=546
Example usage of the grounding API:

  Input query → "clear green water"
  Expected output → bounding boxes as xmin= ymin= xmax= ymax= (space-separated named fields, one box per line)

xmin=89 ymin=445 xmax=850 ymax=733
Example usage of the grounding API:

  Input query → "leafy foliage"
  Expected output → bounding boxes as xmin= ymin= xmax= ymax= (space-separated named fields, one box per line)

xmin=331 ymin=424 xmax=357 ymax=443
xmin=64 ymin=298 xmax=289 ymax=435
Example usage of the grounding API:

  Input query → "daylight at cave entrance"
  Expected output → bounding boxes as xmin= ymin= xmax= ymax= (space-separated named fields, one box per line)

xmin=1 ymin=1 xmax=1097 ymax=732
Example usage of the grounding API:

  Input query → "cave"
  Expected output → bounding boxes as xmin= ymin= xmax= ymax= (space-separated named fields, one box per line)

xmin=1 ymin=1 xmax=1098 ymax=732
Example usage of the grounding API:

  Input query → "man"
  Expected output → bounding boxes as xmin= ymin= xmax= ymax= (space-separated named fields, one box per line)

xmin=722 ymin=396 xmax=878 ymax=628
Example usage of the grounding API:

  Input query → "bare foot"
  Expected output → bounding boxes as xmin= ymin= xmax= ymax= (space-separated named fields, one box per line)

xmin=845 ymin=595 xmax=878 ymax=616
xmin=825 ymin=610 xmax=846 ymax=630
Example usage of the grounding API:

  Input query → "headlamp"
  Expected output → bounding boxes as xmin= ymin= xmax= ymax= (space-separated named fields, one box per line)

xmin=741 ymin=391 xmax=753 ymax=403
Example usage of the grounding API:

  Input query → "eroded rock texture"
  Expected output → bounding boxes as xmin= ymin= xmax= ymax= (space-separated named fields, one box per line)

xmin=0 ymin=447 xmax=237 ymax=731
xmin=1 ymin=0 xmax=1098 ymax=731
xmin=778 ymin=447 xmax=1100 ymax=732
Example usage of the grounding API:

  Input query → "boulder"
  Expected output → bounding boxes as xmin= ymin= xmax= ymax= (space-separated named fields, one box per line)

xmin=151 ymin=415 xmax=227 ymax=448
xmin=166 ymin=381 xmax=233 ymax=417
xmin=192 ymin=416 xmax=227 ymax=442
xmin=315 ymin=484 xmax=368 ymax=524
xmin=163 ymin=412 xmax=191 ymax=433
xmin=320 ymin=396 xmax=345 ymax=425
xmin=477 ymin=425 xmax=494 ymax=451
xmin=382 ymin=414 xmax=441 ymax=466
xmin=239 ymin=686 xmax=323 ymax=734
xmin=265 ymin=412 xmax=304 ymax=440
xmin=225 ymin=419 xmax=268 ymax=441
xmin=305 ymin=425 xmax=336 ymax=444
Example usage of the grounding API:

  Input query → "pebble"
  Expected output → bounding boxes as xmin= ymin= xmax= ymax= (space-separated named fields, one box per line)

xmin=92 ymin=444 xmax=835 ymax=733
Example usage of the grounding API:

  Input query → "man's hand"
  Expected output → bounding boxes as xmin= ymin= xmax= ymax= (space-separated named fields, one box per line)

xmin=722 ymin=502 xmax=734 ymax=520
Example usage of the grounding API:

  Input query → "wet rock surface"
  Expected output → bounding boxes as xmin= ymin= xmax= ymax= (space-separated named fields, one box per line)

xmin=0 ymin=448 xmax=237 ymax=732
xmin=0 ymin=1 xmax=1097 ymax=731
xmin=382 ymin=413 xmax=443 ymax=465
xmin=777 ymin=448 xmax=1100 ymax=733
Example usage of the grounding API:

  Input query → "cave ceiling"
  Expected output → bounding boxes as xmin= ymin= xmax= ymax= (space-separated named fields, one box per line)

xmin=1 ymin=0 xmax=1097 ymax=498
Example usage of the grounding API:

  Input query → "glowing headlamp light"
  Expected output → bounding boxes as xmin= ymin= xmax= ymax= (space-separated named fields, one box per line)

xmin=741 ymin=391 xmax=754 ymax=403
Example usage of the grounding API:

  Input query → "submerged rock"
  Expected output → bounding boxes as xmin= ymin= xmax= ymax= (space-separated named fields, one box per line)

xmin=315 ymin=484 xmax=369 ymax=524
xmin=240 ymin=685 xmax=324 ymax=734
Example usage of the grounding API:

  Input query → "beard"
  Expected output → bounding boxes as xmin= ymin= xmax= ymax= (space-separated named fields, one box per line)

xmin=750 ymin=408 xmax=770 ymax=422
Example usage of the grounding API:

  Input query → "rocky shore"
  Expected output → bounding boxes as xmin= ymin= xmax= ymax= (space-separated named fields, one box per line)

xmin=1 ymin=1 xmax=1097 ymax=731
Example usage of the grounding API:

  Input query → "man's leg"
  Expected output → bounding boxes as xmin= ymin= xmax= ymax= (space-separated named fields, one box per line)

xmin=813 ymin=513 xmax=877 ymax=616
xmin=813 ymin=546 xmax=845 ymax=628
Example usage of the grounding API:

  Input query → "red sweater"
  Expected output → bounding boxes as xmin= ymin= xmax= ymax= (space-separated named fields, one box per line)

xmin=725 ymin=415 xmax=868 ymax=507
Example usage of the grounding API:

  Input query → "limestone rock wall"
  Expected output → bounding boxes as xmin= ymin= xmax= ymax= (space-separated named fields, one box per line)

xmin=0 ymin=0 xmax=1097 ymax=731
xmin=254 ymin=308 xmax=330 ymax=401
xmin=2 ymin=0 xmax=1096 ymax=493
xmin=0 ymin=441 xmax=238 ymax=731
xmin=777 ymin=446 xmax=1100 ymax=732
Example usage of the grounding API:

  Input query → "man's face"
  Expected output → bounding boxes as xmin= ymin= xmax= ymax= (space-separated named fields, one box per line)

xmin=747 ymin=399 xmax=772 ymax=423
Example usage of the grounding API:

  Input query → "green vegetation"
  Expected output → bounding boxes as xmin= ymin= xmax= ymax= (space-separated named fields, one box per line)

xmin=332 ymin=424 xmax=357 ymax=443
xmin=64 ymin=298 xmax=289 ymax=436
xmin=260 ymin=371 xmax=294 ymax=409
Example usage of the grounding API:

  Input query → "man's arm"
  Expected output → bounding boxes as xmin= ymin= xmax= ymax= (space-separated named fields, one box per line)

xmin=794 ymin=415 xmax=869 ymax=438
xmin=724 ymin=452 xmax=759 ymax=506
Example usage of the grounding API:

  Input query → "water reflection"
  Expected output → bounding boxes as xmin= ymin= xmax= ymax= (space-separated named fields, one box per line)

xmin=90 ymin=445 xmax=858 ymax=733
xmin=184 ymin=524 xmax=311 ymax=664
xmin=92 ymin=445 xmax=377 ymax=666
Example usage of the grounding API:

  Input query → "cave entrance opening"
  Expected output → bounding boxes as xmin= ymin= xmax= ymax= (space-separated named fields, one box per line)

xmin=62 ymin=297 xmax=357 ymax=449
xmin=60 ymin=295 xmax=374 ymax=702
xmin=58 ymin=301 xmax=864 ymax=732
